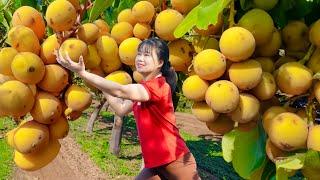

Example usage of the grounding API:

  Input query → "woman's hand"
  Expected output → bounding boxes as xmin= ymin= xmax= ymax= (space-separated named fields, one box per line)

xmin=54 ymin=49 xmax=85 ymax=74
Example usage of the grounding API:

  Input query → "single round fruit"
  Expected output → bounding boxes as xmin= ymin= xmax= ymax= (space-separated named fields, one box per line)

xmin=307 ymin=48 xmax=320 ymax=74
xmin=155 ymin=9 xmax=184 ymax=41
xmin=229 ymin=93 xmax=260 ymax=124
xmin=7 ymin=25 xmax=40 ymax=54
xmin=262 ymin=106 xmax=287 ymax=133
xmin=307 ymin=125 xmax=320 ymax=151
xmin=194 ymin=14 xmax=223 ymax=36
xmin=282 ymin=21 xmax=309 ymax=52
xmin=40 ymin=34 xmax=60 ymax=64
xmin=228 ymin=60 xmax=262 ymax=90
xmin=49 ymin=116 xmax=69 ymax=139
xmin=256 ymin=29 xmax=281 ymax=57
xmin=219 ymin=27 xmax=255 ymax=62
xmin=111 ymin=22 xmax=134 ymax=44
xmin=11 ymin=52 xmax=45 ymax=84
xmin=100 ymin=55 xmax=122 ymax=74
xmin=38 ymin=64 xmax=69 ymax=93
xmin=193 ymin=49 xmax=226 ymax=80
xmin=119 ymin=37 xmax=141 ymax=66
xmin=238 ymin=8 xmax=274 ymax=46
xmin=171 ymin=0 xmax=200 ymax=14
xmin=252 ymin=72 xmax=277 ymax=101
xmin=76 ymin=23 xmax=100 ymax=44
xmin=13 ymin=120 xmax=49 ymax=154
xmin=133 ymin=23 xmax=152 ymax=40
xmin=12 ymin=6 xmax=46 ymax=39
xmin=276 ymin=62 xmax=312 ymax=95
xmin=309 ymin=19 xmax=320 ymax=47
xmin=94 ymin=19 xmax=110 ymax=36
xmin=182 ymin=75 xmax=209 ymax=101
xmin=59 ymin=38 xmax=88 ymax=63
xmin=269 ymin=112 xmax=308 ymax=151
xmin=169 ymin=39 xmax=193 ymax=72
xmin=117 ymin=9 xmax=137 ymax=26
xmin=205 ymin=80 xmax=240 ymax=113
xmin=84 ymin=45 xmax=101 ymax=69
xmin=192 ymin=101 xmax=219 ymax=122
xmin=255 ymin=57 xmax=274 ymax=73
xmin=45 ymin=0 xmax=77 ymax=31
xmin=96 ymin=36 xmax=118 ymax=58
xmin=132 ymin=1 xmax=155 ymax=23
xmin=64 ymin=85 xmax=92 ymax=112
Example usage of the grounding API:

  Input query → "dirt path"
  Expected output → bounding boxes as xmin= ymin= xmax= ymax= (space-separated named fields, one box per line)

xmin=12 ymin=112 xmax=216 ymax=180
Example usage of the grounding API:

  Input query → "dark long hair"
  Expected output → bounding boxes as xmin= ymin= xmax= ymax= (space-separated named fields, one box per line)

xmin=137 ymin=38 xmax=177 ymax=95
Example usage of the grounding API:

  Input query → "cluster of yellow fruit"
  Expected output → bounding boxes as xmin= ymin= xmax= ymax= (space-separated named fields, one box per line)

xmin=181 ymin=7 xmax=320 ymax=170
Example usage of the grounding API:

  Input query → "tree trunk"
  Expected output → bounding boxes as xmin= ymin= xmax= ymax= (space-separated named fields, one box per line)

xmin=109 ymin=115 xmax=123 ymax=156
xmin=86 ymin=99 xmax=108 ymax=133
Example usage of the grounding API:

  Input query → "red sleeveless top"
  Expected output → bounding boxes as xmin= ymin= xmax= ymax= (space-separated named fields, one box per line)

xmin=132 ymin=76 xmax=190 ymax=168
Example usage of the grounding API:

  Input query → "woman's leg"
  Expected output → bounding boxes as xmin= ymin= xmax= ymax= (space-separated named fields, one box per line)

xmin=157 ymin=152 xmax=201 ymax=180
xmin=135 ymin=168 xmax=161 ymax=180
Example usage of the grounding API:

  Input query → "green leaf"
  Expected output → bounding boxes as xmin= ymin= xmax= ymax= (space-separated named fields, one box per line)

xmin=261 ymin=160 xmax=276 ymax=180
xmin=275 ymin=167 xmax=289 ymax=180
xmin=304 ymin=150 xmax=320 ymax=169
xmin=3 ymin=10 xmax=12 ymax=25
xmin=269 ymin=0 xmax=295 ymax=28
xmin=196 ymin=0 xmax=231 ymax=29
xmin=14 ymin=0 xmax=37 ymax=9
xmin=222 ymin=130 xmax=236 ymax=163
xmin=232 ymin=122 xmax=267 ymax=179
xmin=0 ymin=12 xmax=9 ymax=32
xmin=89 ymin=0 xmax=114 ymax=22
xmin=276 ymin=153 xmax=305 ymax=170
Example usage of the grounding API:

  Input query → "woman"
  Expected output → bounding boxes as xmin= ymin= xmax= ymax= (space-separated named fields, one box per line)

xmin=56 ymin=38 xmax=200 ymax=180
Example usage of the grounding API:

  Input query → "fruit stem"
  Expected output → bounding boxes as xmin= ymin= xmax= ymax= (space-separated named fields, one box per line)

xmin=298 ymin=44 xmax=316 ymax=65
xmin=228 ymin=0 xmax=236 ymax=28
xmin=161 ymin=0 xmax=167 ymax=11
xmin=306 ymin=91 xmax=315 ymax=125
xmin=285 ymin=51 xmax=306 ymax=59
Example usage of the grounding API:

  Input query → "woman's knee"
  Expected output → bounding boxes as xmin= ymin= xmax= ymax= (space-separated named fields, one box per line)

xmin=135 ymin=168 xmax=161 ymax=180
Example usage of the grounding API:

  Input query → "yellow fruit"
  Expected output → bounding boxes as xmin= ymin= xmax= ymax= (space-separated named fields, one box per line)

xmin=132 ymin=1 xmax=155 ymax=23
xmin=67 ymin=0 xmax=81 ymax=11
xmin=49 ymin=116 xmax=69 ymax=139
xmin=205 ymin=80 xmax=240 ymax=113
xmin=194 ymin=14 xmax=223 ymax=36
xmin=282 ymin=21 xmax=309 ymax=51
xmin=40 ymin=34 xmax=60 ymax=64
xmin=0 ymin=48 xmax=18 ymax=76
xmin=11 ymin=52 xmax=45 ymax=84
xmin=96 ymin=36 xmax=118 ymax=58
xmin=310 ymin=19 xmax=320 ymax=47
xmin=192 ymin=36 xmax=219 ymax=53
xmin=45 ymin=0 xmax=77 ymax=31
xmin=253 ymin=0 xmax=278 ymax=10
xmin=28 ymin=84 xmax=37 ymax=97
xmin=0 ymin=81 xmax=34 ymax=117
xmin=7 ymin=25 xmax=40 ymax=54
xmin=219 ymin=27 xmax=255 ymax=62
xmin=269 ymin=112 xmax=308 ymax=151
xmin=14 ymin=120 xmax=49 ymax=154
xmin=182 ymin=75 xmax=209 ymax=101
xmin=229 ymin=93 xmax=260 ymax=123
xmin=6 ymin=128 xmax=17 ymax=148
xmin=307 ymin=125 xmax=320 ymax=151
xmin=105 ymin=71 xmax=132 ymax=85
xmin=262 ymin=106 xmax=287 ymax=133
xmin=12 ymin=6 xmax=45 ymax=39
xmin=256 ymin=29 xmax=281 ymax=57
xmin=169 ymin=39 xmax=193 ymax=72
xmin=65 ymin=85 xmax=92 ymax=112
xmin=100 ymin=55 xmax=122 ymax=74
xmin=119 ymin=37 xmax=141 ymax=66
xmin=77 ymin=23 xmax=100 ymax=44
xmin=111 ymin=22 xmax=134 ymax=44
xmin=191 ymin=101 xmax=219 ymax=122
xmin=84 ymin=45 xmax=101 ymax=69
xmin=171 ymin=0 xmax=200 ymax=14
xmin=315 ymin=81 xmax=320 ymax=103
xmin=155 ymin=9 xmax=184 ymax=41
xmin=266 ymin=138 xmax=288 ymax=163
xmin=238 ymin=8 xmax=274 ymax=46
xmin=252 ymin=72 xmax=277 ymax=101
xmin=228 ymin=60 xmax=262 ymax=90
xmin=274 ymin=56 xmax=296 ymax=69
xmin=118 ymin=9 xmax=137 ymax=26
xmin=193 ymin=49 xmax=226 ymax=80
xmin=133 ymin=70 xmax=144 ymax=83
xmin=206 ymin=115 xmax=235 ymax=135
xmin=59 ymin=38 xmax=88 ymax=62
xmin=93 ymin=19 xmax=110 ymax=36
xmin=133 ymin=23 xmax=152 ymax=40
xmin=307 ymin=48 xmax=320 ymax=74
xmin=255 ymin=57 xmax=274 ymax=73
xmin=14 ymin=139 xmax=60 ymax=171
xmin=30 ymin=92 xmax=62 ymax=124
xmin=38 ymin=64 xmax=69 ymax=93
xmin=276 ymin=62 xmax=312 ymax=95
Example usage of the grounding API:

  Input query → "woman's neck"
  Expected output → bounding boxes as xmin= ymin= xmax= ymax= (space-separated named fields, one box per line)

xmin=142 ymin=71 xmax=162 ymax=81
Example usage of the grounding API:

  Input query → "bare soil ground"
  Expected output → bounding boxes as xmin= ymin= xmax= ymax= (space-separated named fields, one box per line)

xmin=12 ymin=112 xmax=217 ymax=180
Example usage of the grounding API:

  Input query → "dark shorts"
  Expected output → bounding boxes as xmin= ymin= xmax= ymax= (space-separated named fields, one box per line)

xmin=135 ymin=152 xmax=201 ymax=180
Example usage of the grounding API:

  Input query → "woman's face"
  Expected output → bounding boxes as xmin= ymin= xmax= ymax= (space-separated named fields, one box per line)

xmin=135 ymin=46 xmax=162 ymax=74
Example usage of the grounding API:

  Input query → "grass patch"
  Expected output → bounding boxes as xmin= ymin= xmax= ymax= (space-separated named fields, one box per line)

xmin=0 ymin=117 xmax=15 ymax=180
xmin=70 ymin=111 xmax=240 ymax=179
